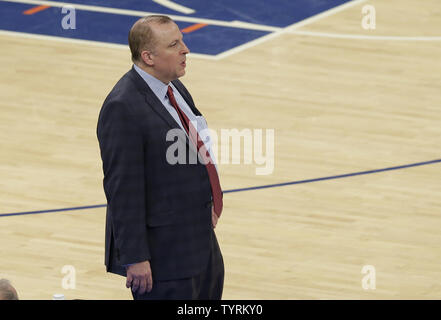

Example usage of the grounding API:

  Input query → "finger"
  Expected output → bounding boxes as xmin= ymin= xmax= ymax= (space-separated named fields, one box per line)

xmin=138 ymin=276 xmax=147 ymax=295
xmin=146 ymin=273 xmax=153 ymax=293
xmin=126 ymin=273 xmax=132 ymax=289
xmin=131 ymin=279 xmax=140 ymax=293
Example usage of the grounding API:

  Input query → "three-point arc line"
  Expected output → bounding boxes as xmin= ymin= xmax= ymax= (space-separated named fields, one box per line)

xmin=1 ymin=158 xmax=440 ymax=217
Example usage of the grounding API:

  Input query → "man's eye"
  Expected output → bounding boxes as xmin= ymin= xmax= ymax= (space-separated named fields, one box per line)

xmin=170 ymin=42 xmax=177 ymax=47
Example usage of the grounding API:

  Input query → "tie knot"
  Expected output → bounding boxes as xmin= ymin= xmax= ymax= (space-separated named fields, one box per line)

xmin=167 ymin=86 xmax=174 ymax=98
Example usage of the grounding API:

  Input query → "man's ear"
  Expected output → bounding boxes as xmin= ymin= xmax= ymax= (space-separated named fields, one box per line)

xmin=141 ymin=50 xmax=154 ymax=67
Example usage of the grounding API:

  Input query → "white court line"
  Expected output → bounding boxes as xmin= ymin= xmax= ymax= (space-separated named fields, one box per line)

xmin=214 ymin=0 xmax=369 ymax=60
xmin=0 ymin=30 xmax=218 ymax=60
xmin=7 ymin=0 xmax=435 ymax=62
xmin=286 ymin=30 xmax=441 ymax=41
xmin=2 ymin=0 xmax=280 ymax=32
xmin=152 ymin=0 xmax=195 ymax=15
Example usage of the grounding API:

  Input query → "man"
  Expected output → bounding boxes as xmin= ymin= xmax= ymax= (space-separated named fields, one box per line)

xmin=0 ymin=279 xmax=19 ymax=300
xmin=97 ymin=15 xmax=224 ymax=300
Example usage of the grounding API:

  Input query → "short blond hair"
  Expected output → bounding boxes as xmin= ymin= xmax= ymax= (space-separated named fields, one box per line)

xmin=128 ymin=15 xmax=173 ymax=63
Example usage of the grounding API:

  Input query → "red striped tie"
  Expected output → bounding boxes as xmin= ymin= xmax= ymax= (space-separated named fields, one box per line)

xmin=167 ymin=86 xmax=223 ymax=217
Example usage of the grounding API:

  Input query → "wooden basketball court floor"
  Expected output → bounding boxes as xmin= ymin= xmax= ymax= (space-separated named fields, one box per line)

xmin=1 ymin=0 xmax=440 ymax=299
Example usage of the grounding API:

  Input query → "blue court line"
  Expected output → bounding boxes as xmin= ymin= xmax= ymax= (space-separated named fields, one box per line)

xmin=0 ymin=204 xmax=107 ymax=218
xmin=1 ymin=158 xmax=440 ymax=218
xmin=224 ymin=158 xmax=441 ymax=193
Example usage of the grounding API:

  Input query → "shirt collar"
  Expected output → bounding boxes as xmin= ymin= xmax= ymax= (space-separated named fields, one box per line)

xmin=133 ymin=64 xmax=170 ymax=101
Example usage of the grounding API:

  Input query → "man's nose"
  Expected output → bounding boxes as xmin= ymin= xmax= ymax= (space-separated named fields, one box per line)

xmin=181 ymin=41 xmax=190 ymax=54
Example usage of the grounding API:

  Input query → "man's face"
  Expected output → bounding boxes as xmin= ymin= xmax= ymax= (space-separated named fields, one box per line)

xmin=149 ymin=22 xmax=190 ymax=84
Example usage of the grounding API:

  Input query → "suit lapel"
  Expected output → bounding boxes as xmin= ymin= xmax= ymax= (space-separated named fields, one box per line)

xmin=172 ymin=79 xmax=203 ymax=117
xmin=127 ymin=68 xmax=200 ymax=152
xmin=127 ymin=67 xmax=182 ymax=131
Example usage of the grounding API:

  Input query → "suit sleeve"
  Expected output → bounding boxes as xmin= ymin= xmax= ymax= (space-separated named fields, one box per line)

xmin=97 ymin=100 xmax=150 ymax=266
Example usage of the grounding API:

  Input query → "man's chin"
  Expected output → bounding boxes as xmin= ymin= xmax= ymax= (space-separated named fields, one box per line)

xmin=177 ymin=70 xmax=186 ymax=78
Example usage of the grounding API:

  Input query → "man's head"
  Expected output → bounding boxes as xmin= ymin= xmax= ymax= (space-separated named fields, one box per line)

xmin=0 ymin=279 xmax=19 ymax=300
xmin=128 ymin=15 xmax=190 ymax=84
